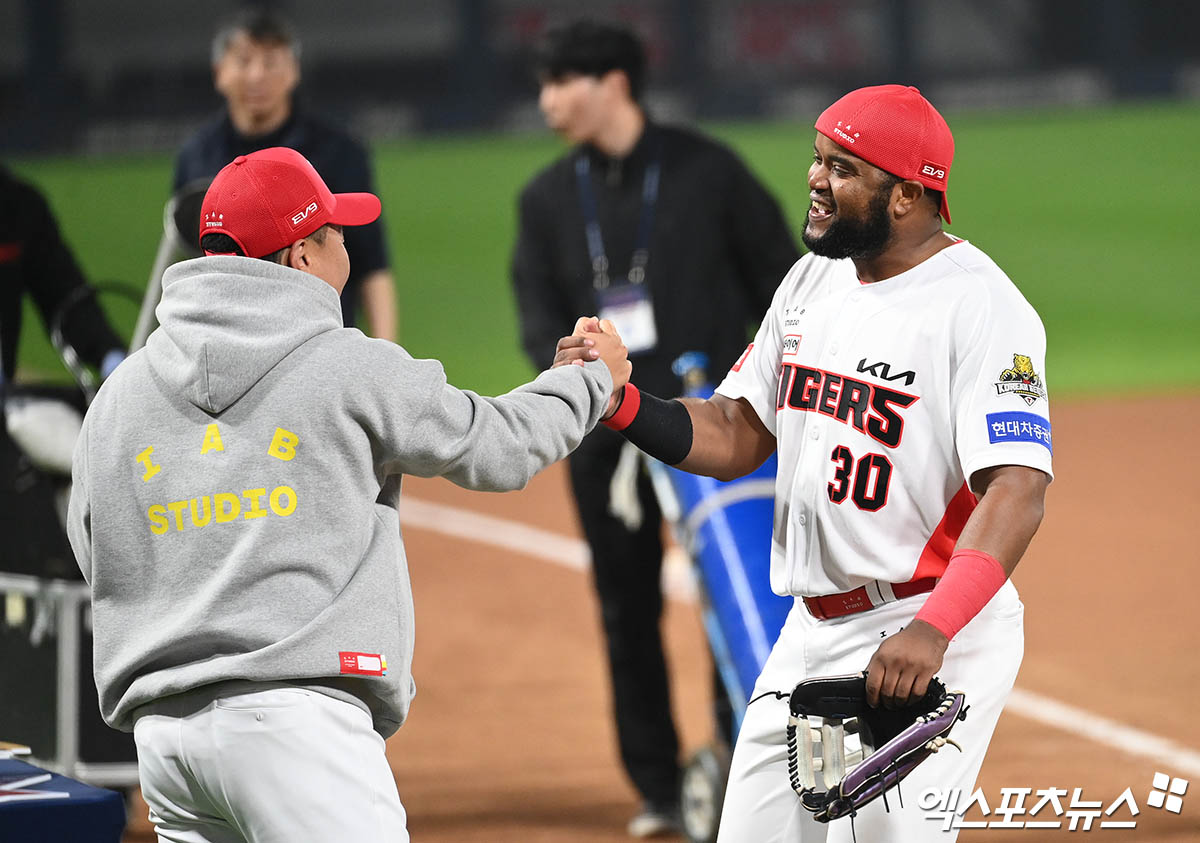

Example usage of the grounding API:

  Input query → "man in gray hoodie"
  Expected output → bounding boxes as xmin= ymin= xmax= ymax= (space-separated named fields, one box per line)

xmin=67 ymin=146 xmax=629 ymax=842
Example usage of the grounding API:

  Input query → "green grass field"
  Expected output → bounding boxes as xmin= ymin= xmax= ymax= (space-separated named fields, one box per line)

xmin=10 ymin=99 xmax=1199 ymax=397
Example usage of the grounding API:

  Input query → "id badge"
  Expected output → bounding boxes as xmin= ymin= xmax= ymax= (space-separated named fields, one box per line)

xmin=596 ymin=281 xmax=658 ymax=354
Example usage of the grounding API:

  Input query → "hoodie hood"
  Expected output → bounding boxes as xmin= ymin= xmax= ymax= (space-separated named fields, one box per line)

xmin=146 ymin=256 xmax=344 ymax=413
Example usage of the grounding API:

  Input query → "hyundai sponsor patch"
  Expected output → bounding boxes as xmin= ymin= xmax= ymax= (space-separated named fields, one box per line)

xmin=986 ymin=411 xmax=1052 ymax=453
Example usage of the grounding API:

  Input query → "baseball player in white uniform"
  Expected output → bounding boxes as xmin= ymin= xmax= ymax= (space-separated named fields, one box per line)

xmin=579 ymin=85 xmax=1052 ymax=841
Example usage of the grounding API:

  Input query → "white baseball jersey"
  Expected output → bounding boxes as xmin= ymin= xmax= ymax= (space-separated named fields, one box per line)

xmin=716 ymin=237 xmax=1053 ymax=598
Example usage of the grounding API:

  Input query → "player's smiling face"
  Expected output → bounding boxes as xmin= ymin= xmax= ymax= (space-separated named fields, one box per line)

xmin=803 ymin=133 xmax=898 ymax=260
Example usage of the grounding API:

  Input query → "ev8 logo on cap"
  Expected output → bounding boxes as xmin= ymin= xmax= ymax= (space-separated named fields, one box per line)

xmin=815 ymin=85 xmax=955 ymax=223
xmin=199 ymin=147 xmax=381 ymax=258
xmin=290 ymin=201 xmax=319 ymax=227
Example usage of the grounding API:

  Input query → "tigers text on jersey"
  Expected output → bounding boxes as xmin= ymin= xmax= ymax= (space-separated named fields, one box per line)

xmin=716 ymin=237 xmax=1053 ymax=598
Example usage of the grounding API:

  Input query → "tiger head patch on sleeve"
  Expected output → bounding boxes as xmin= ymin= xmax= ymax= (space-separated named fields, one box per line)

xmin=995 ymin=353 xmax=1046 ymax=405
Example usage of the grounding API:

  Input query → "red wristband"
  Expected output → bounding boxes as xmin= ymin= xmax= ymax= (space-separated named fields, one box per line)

xmin=914 ymin=549 xmax=1008 ymax=641
xmin=602 ymin=384 xmax=641 ymax=431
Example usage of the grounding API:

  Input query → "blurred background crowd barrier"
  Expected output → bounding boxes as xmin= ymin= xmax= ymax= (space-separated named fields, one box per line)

xmin=2 ymin=0 xmax=1197 ymax=156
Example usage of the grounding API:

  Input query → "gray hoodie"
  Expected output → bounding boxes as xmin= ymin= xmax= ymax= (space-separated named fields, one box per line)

xmin=68 ymin=255 xmax=611 ymax=736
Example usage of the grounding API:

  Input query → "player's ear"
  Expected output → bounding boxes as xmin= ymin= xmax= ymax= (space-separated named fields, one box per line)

xmin=893 ymin=180 xmax=926 ymax=218
xmin=602 ymin=69 xmax=632 ymax=102
xmin=286 ymin=240 xmax=305 ymax=270
xmin=285 ymin=50 xmax=301 ymax=91
xmin=212 ymin=47 xmax=233 ymax=96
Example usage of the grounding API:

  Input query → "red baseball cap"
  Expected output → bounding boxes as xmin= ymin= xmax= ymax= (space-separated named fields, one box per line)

xmin=199 ymin=147 xmax=381 ymax=258
xmin=815 ymin=85 xmax=954 ymax=224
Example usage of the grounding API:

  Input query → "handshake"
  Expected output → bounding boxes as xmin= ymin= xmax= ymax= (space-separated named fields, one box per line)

xmin=553 ymin=316 xmax=631 ymax=419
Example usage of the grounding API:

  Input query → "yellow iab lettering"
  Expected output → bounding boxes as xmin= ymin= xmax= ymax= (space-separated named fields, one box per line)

xmin=269 ymin=485 xmax=297 ymax=517
xmin=243 ymin=488 xmax=268 ymax=520
xmin=214 ymin=492 xmax=241 ymax=523
xmin=189 ymin=496 xmax=212 ymax=527
xmin=166 ymin=500 xmax=188 ymax=531
xmin=136 ymin=446 xmax=161 ymax=482
xmin=148 ymin=505 xmax=169 ymax=535
xmin=267 ymin=427 xmax=300 ymax=461
xmin=200 ymin=424 xmax=225 ymax=454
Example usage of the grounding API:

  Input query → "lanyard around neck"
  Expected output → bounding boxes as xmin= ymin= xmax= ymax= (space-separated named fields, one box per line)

xmin=574 ymin=150 xmax=661 ymax=290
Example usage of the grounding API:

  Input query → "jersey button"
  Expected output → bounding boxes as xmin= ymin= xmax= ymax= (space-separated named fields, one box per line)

xmin=798 ymin=514 xmax=807 ymax=526
xmin=809 ymin=428 xmax=820 ymax=440
xmin=829 ymin=343 xmax=839 ymax=356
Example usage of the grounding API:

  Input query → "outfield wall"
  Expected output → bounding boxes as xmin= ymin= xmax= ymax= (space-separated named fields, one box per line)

xmin=3 ymin=0 xmax=1198 ymax=155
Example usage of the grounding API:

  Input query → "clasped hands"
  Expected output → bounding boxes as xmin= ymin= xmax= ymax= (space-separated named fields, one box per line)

xmin=553 ymin=317 xmax=631 ymax=419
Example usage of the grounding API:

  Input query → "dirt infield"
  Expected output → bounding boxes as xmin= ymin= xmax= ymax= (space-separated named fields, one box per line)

xmin=123 ymin=394 xmax=1200 ymax=841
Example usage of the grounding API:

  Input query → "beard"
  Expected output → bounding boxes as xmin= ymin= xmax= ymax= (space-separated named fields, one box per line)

xmin=801 ymin=189 xmax=893 ymax=260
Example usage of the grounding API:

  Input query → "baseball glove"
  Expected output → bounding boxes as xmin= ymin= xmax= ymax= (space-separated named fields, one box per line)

xmin=785 ymin=672 xmax=967 ymax=823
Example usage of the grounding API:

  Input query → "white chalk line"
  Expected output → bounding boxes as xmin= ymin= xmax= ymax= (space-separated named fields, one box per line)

xmin=1005 ymin=688 xmax=1200 ymax=778
xmin=399 ymin=496 xmax=697 ymax=601
xmin=399 ymin=495 xmax=1200 ymax=778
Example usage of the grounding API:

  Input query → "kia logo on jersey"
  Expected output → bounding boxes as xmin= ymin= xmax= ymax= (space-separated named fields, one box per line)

xmin=776 ymin=363 xmax=919 ymax=449
xmin=856 ymin=358 xmax=916 ymax=387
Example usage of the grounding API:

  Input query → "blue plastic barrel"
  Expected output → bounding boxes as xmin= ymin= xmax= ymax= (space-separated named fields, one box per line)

xmin=649 ymin=353 xmax=794 ymax=734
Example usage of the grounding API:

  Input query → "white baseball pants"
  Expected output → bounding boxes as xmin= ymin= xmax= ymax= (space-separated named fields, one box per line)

xmin=717 ymin=582 xmax=1024 ymax=842
xmin=133 ymin=683 xmax=408 ymax=843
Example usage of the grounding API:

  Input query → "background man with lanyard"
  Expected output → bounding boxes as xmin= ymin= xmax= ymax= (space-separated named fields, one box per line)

xmin=511 ymin=19 xmax=799 ymax=837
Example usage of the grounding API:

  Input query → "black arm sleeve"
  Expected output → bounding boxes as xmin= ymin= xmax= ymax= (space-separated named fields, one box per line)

xmin=613 ymin=387 xmax=694 ymax=466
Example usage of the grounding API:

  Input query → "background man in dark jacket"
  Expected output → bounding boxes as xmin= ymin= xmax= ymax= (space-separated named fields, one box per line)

xmin=174 ymin=6 xmax=397 ymax=341
xmin=511 ymin=19 xmax=799 ymax=837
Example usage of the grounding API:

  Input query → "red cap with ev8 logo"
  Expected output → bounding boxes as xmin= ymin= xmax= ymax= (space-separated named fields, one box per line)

xmin=815 ymin=85 xmax=954 ymax=224
xmin=199 ymin=147 xmax=381 ymax=258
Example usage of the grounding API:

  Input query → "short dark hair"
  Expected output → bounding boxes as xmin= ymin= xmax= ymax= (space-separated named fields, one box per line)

xmin=211 ymin=7 xmax=300 ymax=64
xmin=534 ymin=19 xmax=646 ymax=102
xmin=200 ymin=224 xmax=332 ymax=264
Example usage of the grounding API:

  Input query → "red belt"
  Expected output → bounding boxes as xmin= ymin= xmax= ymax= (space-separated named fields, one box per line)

xmin=803 ymin=577 xmax=938 ymax=620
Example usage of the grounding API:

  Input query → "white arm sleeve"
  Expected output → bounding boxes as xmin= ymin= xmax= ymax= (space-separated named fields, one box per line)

xmin=952 ymin=280 xmax=1054 ymax=492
